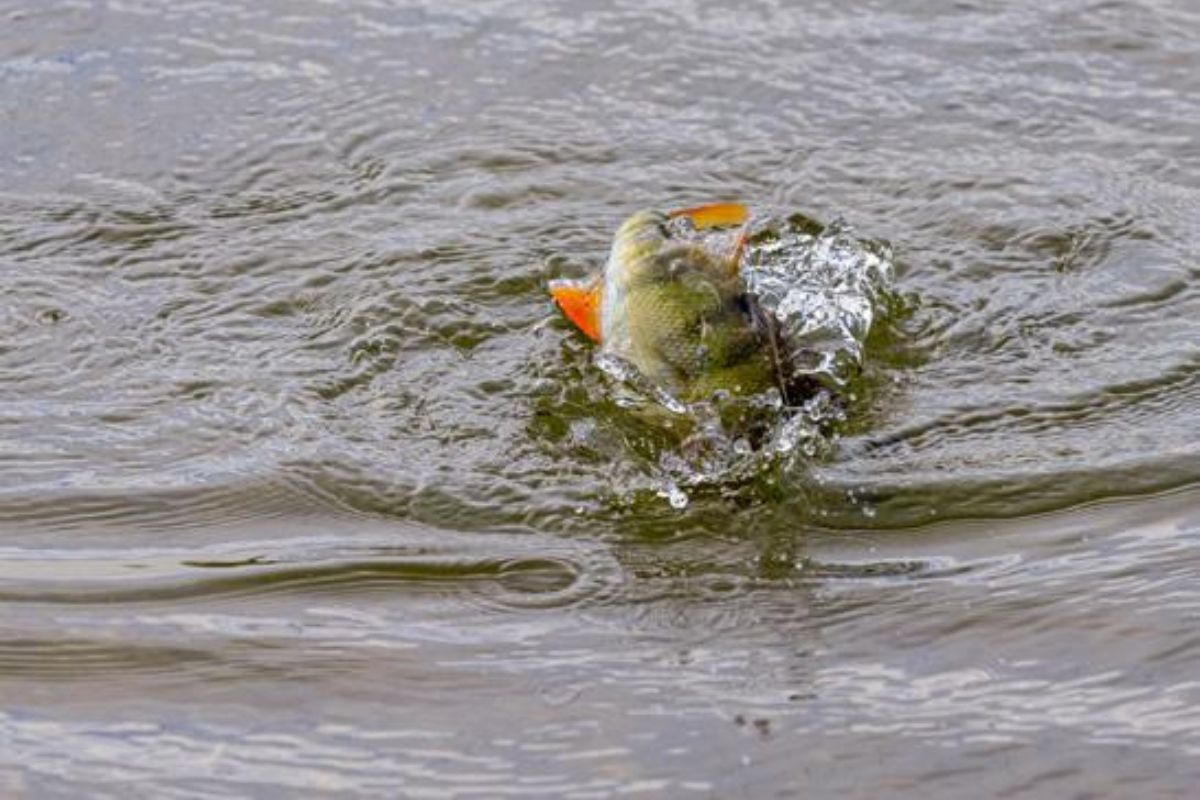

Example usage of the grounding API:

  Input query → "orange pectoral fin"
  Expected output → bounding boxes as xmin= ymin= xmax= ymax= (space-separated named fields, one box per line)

xmin=668 ymin=202 xmax=749 ymax=230
xmin=549 ymin=278 xmax=603 ymax=343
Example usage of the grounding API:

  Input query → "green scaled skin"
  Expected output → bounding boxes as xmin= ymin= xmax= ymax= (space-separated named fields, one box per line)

xmin=606 ymin=214 xmax=783 ymax=404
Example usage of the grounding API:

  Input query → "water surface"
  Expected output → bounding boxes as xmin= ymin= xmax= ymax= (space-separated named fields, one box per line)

xmin=2 ymin=0 xmax=1199 ymax=796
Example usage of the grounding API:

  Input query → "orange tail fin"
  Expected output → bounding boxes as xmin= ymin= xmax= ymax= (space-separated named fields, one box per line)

xmin=549 ymin=278 xmax=603 ymax=343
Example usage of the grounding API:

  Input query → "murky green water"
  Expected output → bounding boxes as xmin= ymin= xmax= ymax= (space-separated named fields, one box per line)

xmin=3 ymin=0 xmax=1200 ymax=796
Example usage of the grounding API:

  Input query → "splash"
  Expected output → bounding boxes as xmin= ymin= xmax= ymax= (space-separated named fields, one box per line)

xmin=605 ymin=211 xmax=896 ymax=507
xmin=742 ymin=214 xmax=895 ymax=389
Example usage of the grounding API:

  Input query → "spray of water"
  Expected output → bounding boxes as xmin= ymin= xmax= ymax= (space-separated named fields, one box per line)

xmin=597 ymin=211 xmax=896 ymax=507
xmin=743 ymin=214 xmax=895 ymax=389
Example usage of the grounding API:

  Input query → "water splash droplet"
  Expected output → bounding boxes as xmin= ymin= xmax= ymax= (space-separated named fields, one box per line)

xmin=744 ymin=216 xmax=894 ymax=389
xmin=657 ymin=481 xmax=690 ymax=509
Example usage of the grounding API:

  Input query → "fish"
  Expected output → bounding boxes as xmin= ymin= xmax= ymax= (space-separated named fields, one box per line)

xmin=549 ymin=203 xmax=790 ymax=405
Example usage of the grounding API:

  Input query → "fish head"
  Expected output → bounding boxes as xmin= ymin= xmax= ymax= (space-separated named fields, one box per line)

xmin=604 ymin=210 xmax=670 ymax=290
xmin=592 ymin=209 xmax=668 ymax=355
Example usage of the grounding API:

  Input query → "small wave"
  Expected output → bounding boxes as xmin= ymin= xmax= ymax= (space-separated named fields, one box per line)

xmin=0 ymin=527 xmax=625 ymax=615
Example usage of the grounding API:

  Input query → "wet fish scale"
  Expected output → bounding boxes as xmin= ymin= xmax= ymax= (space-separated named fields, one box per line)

xmin=550 ymin=203 xmax=783 ymax=403
xmin=623 ymin=243 xmax=775 ymax=399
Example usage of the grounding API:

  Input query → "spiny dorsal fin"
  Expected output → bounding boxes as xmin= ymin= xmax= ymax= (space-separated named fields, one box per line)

xmin=668 ymin=202 xmax=749 ymax=230
xmin=669 ymin=202 xmax=751 ymax=276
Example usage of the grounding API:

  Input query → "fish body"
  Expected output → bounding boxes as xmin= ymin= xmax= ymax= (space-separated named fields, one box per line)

xmin=551 ymin=204 xmax=785 ymax=403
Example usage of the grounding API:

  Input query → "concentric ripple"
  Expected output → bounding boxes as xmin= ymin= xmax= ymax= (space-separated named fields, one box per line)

xmin=3 ymin=0 xmax=1200 ymax=796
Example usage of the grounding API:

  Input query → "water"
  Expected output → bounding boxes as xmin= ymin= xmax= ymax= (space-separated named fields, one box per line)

xmin=2 ymin=0 xmax=1199 ymax=796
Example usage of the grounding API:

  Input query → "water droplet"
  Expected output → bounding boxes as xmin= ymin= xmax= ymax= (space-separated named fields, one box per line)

xmin=657 ymin=481 xmax=690 ymax=509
